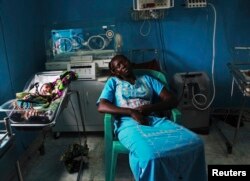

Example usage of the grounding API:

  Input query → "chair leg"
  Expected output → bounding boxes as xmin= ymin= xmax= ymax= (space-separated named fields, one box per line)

xmin=105 ymin=150 xmax=111 ymax=181
xmin=110 ymin=147 xmax=118 ymax=181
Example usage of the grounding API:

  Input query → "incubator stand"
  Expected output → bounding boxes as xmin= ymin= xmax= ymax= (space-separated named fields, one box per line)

xmin=216 ymin=62 xmax=250 ymax=154
xmin=0 ymin=118 xmax=14 ymax=156
xmin=0 ymin=118 xmax=23 ymax=181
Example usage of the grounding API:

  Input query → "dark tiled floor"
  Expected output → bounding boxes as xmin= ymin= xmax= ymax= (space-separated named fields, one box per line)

xmin=12 ymin=120 xmax=250 ymax=181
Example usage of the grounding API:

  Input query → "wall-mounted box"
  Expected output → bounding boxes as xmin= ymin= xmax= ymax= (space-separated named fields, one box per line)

xmin=185 ymin=0 xmax=207 ymax=8
xmin=133 ymin=0 xmax=174 ymax=11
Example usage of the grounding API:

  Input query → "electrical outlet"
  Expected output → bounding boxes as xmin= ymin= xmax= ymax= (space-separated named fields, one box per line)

xmin=186 ymin=0 xmax=207 ymax=8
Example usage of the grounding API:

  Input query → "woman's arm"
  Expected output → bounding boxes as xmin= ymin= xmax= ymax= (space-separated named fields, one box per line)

xmin=136 ymin=87 xmax=178 ymax=116
xmin=98 ymin=99 xmax=149 ymax=125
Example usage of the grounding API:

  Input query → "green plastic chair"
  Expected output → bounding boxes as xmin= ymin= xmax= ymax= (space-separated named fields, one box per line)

xmin=104 ymin=69 xmax=181 ymax=181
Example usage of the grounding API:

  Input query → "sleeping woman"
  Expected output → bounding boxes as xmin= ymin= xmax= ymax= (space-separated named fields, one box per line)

xmin=97 ymin=55 xmax=207 ymax=181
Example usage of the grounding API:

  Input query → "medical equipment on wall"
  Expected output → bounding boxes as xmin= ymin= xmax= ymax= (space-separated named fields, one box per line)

xmin=133 ymin=0 xmax=174 ymax=11
xmin=131 ymin=9 xmax=165 ymax=21
xmin=67 ymin=62 xmax=96 ymax=80
xmin=172 ymin=72 xmax=211 ymax=133
xmin=131 ymin=0 xmax=173 ymax=21
xmin=185 ymin=0 xmax=207 ymax=8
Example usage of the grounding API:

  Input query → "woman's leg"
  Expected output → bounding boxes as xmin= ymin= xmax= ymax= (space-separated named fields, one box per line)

xmin=117 ymin=117 xmax=207 ymax=181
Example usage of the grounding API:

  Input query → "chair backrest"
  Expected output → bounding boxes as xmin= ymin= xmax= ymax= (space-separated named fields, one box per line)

xmin=133 ymin=69 xmax=169 ymax=89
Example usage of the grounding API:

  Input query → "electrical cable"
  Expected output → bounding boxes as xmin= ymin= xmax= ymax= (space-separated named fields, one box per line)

xmin=192 ymin=86 xmax=207 ymax=106
xmin=231 ymin=78 xmax=235 ymax=97
xmin=157 ymin=19 xmax=168 ymax=73
xmin=69 ymin=98 xmax=82 ymax=145
xmin=69 ymin=97 xmax=88 ymax=181
xmin=191 ymin=3 xmax=216 ymax=110
xmin=139 ymin=18 xmax=151 ymax=37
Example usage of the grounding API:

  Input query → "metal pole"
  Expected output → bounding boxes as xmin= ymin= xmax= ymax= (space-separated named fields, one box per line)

xmin=233 ymin=98 xmax=246 ymax=145
xmin=4 ymin=117 xmax=12 ymax=136
xmin=16 ymin=160 xmax=23 ymax=181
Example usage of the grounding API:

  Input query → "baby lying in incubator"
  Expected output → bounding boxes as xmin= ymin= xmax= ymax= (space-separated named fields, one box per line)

xmin=10 ymin=71 xmax=78 ymax=123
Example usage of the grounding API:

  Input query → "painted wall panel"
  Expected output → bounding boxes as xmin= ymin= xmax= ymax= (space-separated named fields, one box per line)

xmin=0 ymin=0 xmax=46 ymax=96
xmin=0 ymin=1 xmax=46 ymax=179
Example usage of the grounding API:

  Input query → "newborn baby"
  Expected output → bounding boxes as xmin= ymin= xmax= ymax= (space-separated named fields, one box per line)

xmin=39 ymin=70 xmax=78 ymax=100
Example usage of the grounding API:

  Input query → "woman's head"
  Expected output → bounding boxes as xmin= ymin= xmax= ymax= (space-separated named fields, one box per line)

xmin=109 ymin=55 xmax=133 ymax=78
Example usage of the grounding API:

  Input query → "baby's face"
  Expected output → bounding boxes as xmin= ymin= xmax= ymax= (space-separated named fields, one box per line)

xmin=40 ymin=84 xmax=52 ymax=95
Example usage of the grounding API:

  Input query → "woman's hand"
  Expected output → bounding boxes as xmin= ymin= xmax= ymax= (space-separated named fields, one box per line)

xmin=130 ymin=109 xmax=149 ymax=125
xmin=98 ymin=99 xmax=149 ymax=125
xmin=136 ymin=104 xmax=152 ymax=116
